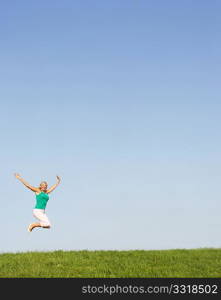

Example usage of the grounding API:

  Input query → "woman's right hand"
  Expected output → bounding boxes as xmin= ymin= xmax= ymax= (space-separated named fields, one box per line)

xmin=14 ymin=173 xmax=21 ymax=180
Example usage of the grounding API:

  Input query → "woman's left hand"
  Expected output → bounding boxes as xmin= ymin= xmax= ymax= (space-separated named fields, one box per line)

xmin=56 ymin=175 xmax=61 ymax=183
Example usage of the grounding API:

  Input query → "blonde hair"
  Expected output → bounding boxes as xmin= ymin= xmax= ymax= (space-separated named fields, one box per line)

xmin=39 ymin=181 xmax=48 ymax=189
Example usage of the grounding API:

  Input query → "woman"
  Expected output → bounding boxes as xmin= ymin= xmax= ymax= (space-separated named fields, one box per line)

xmin=14 ymin=173 xmax=61 ymax=232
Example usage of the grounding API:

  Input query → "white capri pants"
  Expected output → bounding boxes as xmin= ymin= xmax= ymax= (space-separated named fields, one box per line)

xmin=33 ymin=209 xmax=51 ymax=227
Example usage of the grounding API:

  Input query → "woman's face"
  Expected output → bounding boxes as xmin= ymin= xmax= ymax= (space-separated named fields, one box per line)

xmin=40 ymin=182 xmax=48 ymax=192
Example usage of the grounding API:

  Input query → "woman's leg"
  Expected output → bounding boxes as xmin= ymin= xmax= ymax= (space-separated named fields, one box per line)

xmin=29 ymin=209 xmax=51 ymax=231
xmin=28 ymin=223 xmax=41 ymax=232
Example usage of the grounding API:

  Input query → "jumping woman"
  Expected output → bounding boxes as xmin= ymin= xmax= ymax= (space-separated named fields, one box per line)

xmin=14 ymin=173 xmax=61 ymax=232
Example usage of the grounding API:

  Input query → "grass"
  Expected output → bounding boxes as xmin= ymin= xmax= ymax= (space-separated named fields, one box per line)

xmin=0 ymin=248 xmax=220 ymax=278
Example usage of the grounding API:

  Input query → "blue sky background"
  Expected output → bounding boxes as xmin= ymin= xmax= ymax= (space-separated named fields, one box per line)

xmin=0 ymin=0 xmax=221 ymax=252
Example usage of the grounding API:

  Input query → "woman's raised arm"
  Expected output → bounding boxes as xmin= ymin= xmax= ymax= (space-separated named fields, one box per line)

xmin=47 ymin=175 xmax=61 ymax=194
xmin=14 ymin=173 xmax=39 ymax=192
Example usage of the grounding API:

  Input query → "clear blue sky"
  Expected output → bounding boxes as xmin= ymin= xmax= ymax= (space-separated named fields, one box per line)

xmin=0 ymin=0 xmax=220 ymax=252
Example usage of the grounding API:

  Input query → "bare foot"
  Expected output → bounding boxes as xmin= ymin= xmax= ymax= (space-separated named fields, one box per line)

xmin=28 ymin=223 xmax=35 ymax=232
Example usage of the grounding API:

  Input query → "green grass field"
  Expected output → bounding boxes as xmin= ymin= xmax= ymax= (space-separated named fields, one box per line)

xmin=0 ymin=248 xmax=220 ymax=278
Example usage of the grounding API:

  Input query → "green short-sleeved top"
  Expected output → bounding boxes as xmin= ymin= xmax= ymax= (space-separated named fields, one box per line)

xmin=34 ymin=192 xmax=49 ymax=209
